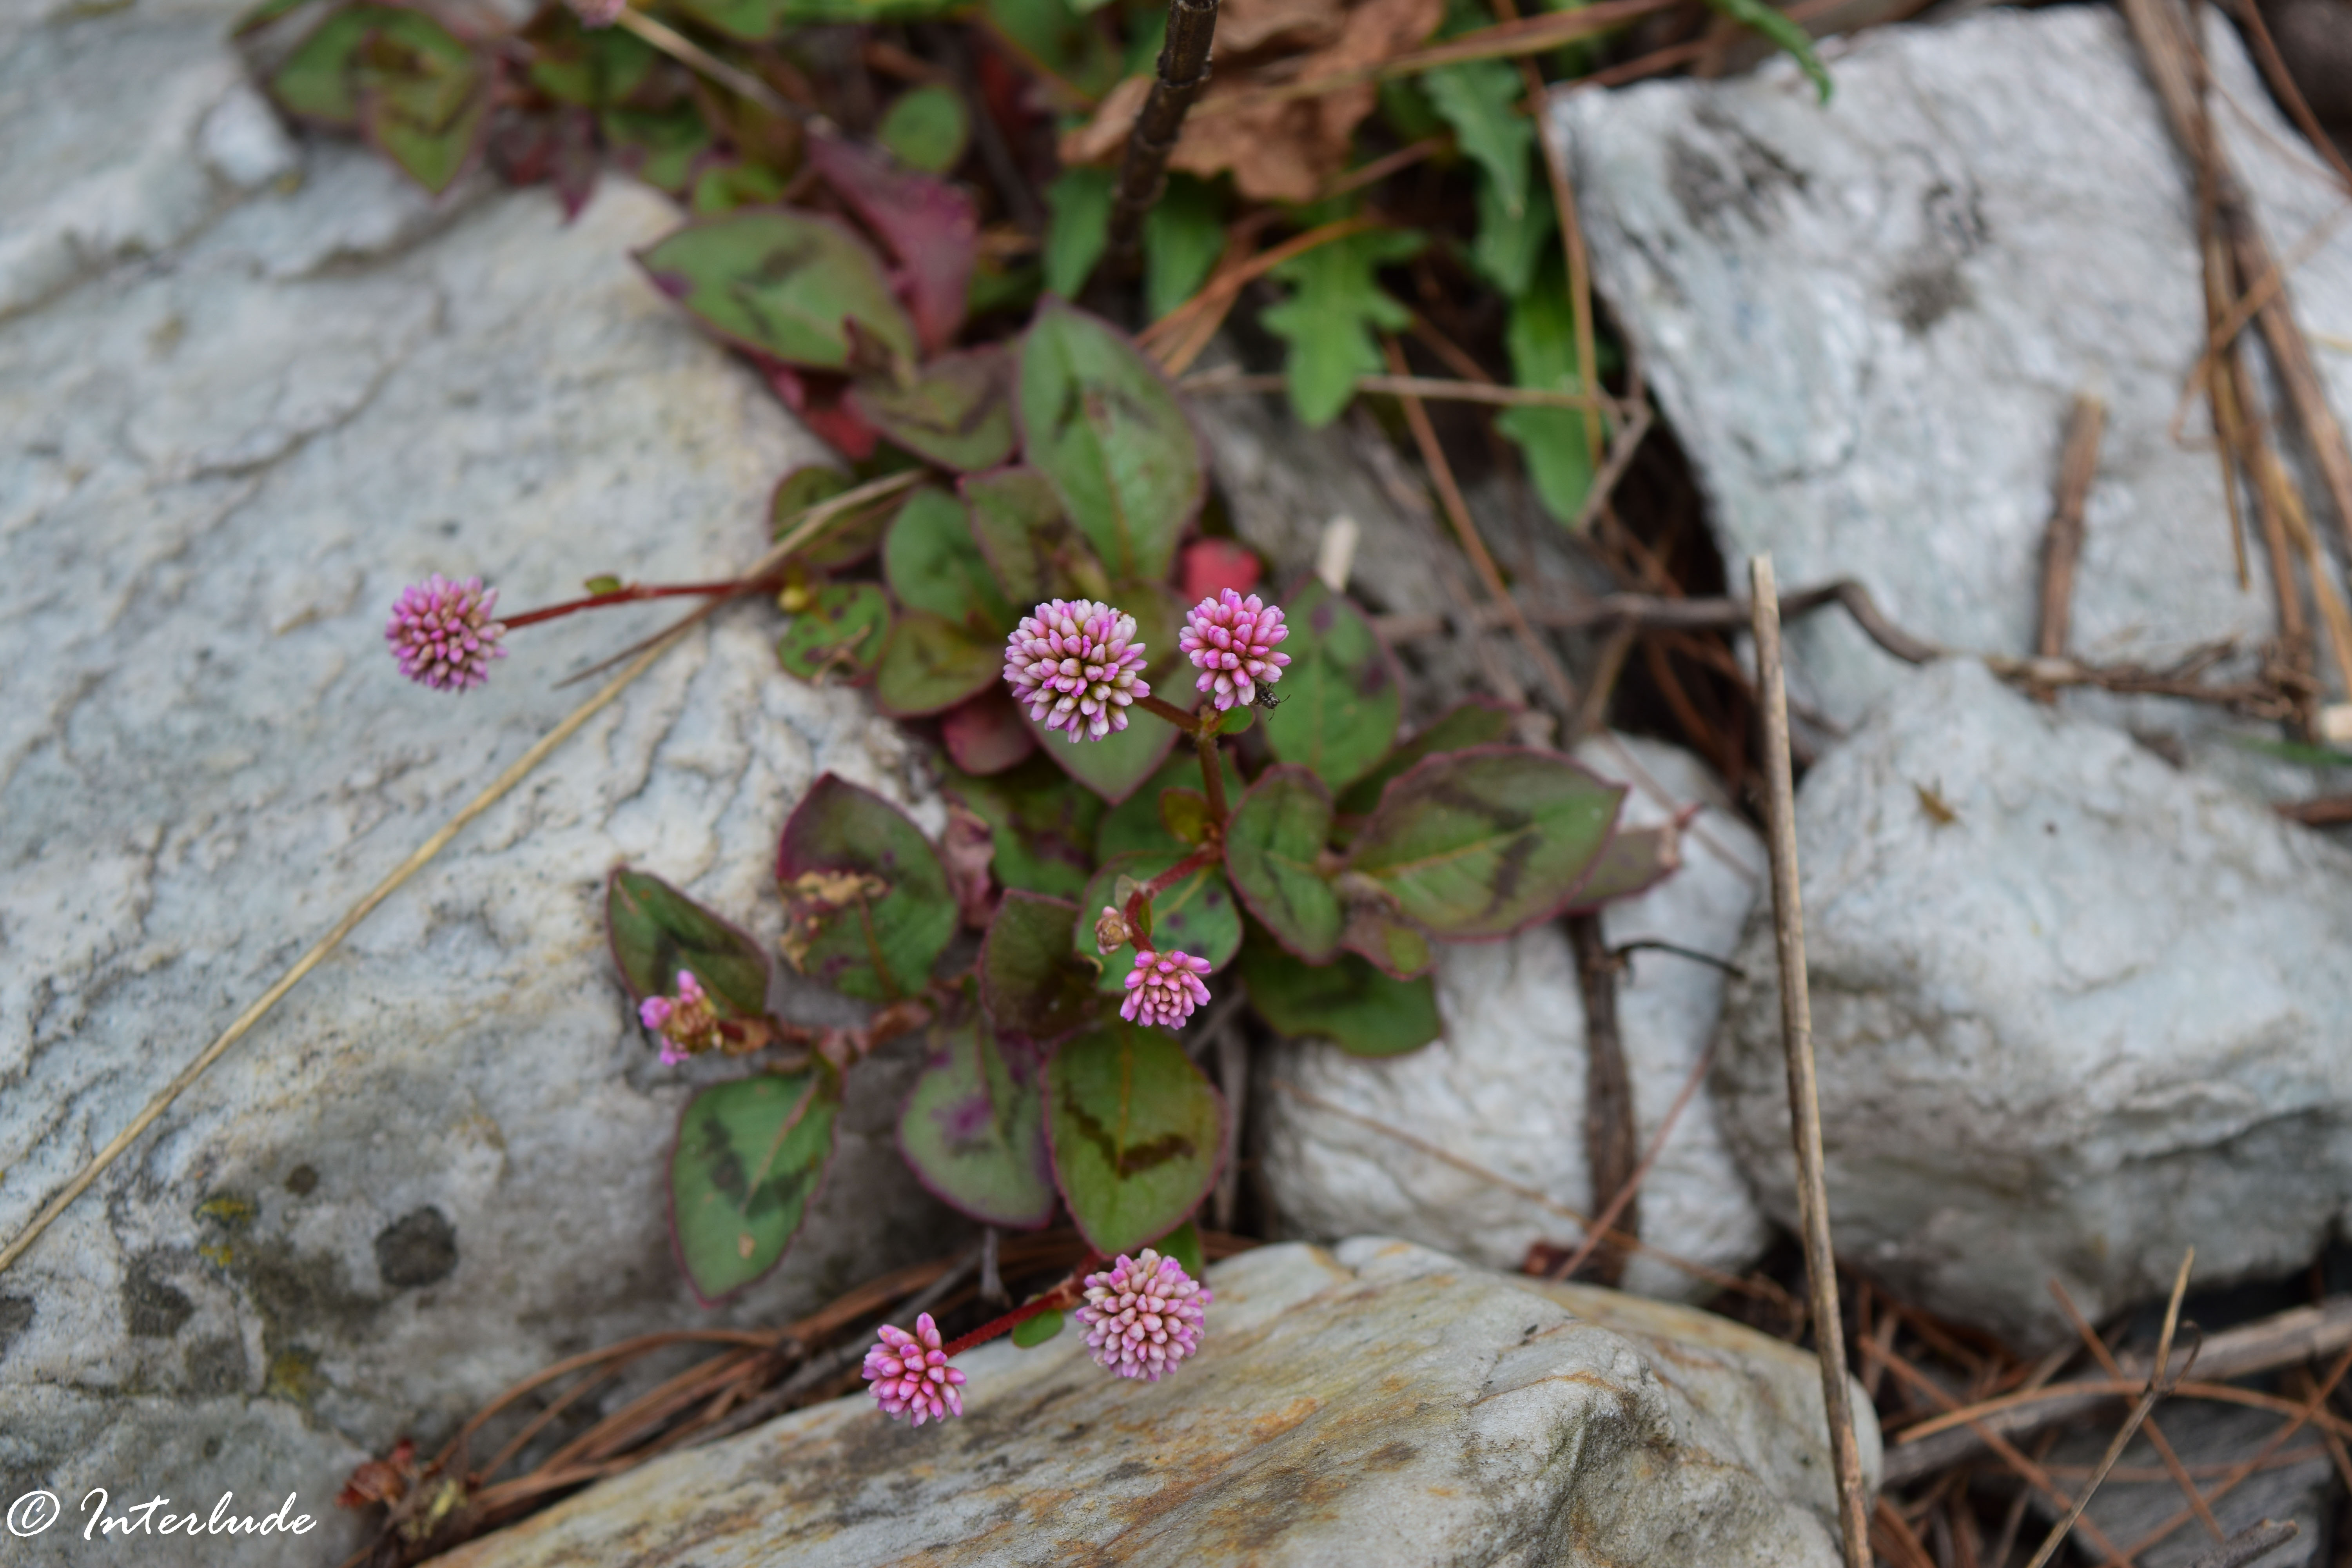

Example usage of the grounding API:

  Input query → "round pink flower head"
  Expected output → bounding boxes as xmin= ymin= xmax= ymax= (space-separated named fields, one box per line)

xmin=1120 ymin=949 xmax=1211 ymax=1029
xmin=1003 ymin=599 xmax=1150 ymax=743
xmin=387 ymin=574 xmax=506 ymax=692
xmin=863 ymin=1311 xmax=965 ymax=1425
xmin=1074 ymin=1248 xmax=1212 ymax=1381
xmin=639 ymin=970 xmax=721 ymax=1065
xmin=1178 ymin=588 xmax=1291 ymax=711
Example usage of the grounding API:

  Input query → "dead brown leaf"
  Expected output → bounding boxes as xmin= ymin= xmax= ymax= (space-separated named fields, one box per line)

xmin=1055 ymin=0 xmax=1443 ymax=203
xmin=1217 ymin=0 xmax=1346 ymax=54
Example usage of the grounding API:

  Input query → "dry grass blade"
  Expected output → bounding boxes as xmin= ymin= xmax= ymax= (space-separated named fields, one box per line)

xmin=2050 ymin=1276 xmax=2228 ymax=1543
xmin=2121 ymin=1341 xmax=2352 ymax=1560
xmin=2036 ymin=393 xmax=2107 ymax=689
xmin=1748 ymin=554 xmax=1871 ymax=1568
xmin=2020 ymin=1247 xmax=2196 ymax=1568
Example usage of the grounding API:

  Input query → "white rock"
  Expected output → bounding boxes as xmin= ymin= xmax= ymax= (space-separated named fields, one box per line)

xmin=1258 ymin=734 xmax=1774 ymax=1302
xmin=0 ymin=6 xmax=956 ymax=1553
xmin=434 ymin=1239 xmax=1879 ymax=1568
xmin=1715 ymin=659 xmax=2352 ymax=1348
xmin=1550 ymin=7 xmax=2352 ymax=792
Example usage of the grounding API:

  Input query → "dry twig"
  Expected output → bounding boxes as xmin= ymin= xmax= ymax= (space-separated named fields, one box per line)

xmin=1108 ymin=0 xmax=1220 ymax=258
xmin=1748 ymin=554 xmax=1871 ymax=1568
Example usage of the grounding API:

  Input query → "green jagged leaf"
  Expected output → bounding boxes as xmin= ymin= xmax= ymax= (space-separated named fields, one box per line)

xmin=1222 ymin=766 xmax=1342 ymax=961
xmin=1239 ymin=941 xmax=1441 ymax=1056
xmin=1017 ymin=301 xmax=1204 ymax=584
xmin=1335 ymin=697 xmax=1518 ymax=817
xmin=1158 ymin=1218 xmax=1206 ymax=1275
xmin=1704 ymin=0 xmax=1833 ymax=102
xmin=670 ymin=1073 xmax=838 ymax=1302
xmin=943 ymin=756 xmax=1104 ymax=900
xmin=963 ymin=465 xmax=1113 ymax=609
xmin=1562 ymin=822 xmax=1682 ymax=912
xmin=1261 ymin=228 xmax=1425 ymax=427
xmin=269 ymin=6 xmax=404 ymax=125
xmin=637 ymin=210 xmax=917 ymax=372
xmin=1095 ymin=751 xmax=1245 ymax=860
xmin=1043 ymin=167 xmax=1114 ymax=299
xmin=776 ymin=773 xmax=956 ymax=1001
xmin=691 ymin=161 xmax=789 ymax=215
xmin=980 ymin=892 xmax=1103 ymax=1042
xmin=1076 ymin=849 xmax=1241 ymax=987
xmin=898 ymin=1010 xmax=1058 ymax=1227
xmin=1143 ymin=175 xmax=1227 ymax=323
xmin=850 ymin=347 xmax=1018 ymax=474
xmin=606 ymin=869 xmax=772 ymax=1018
xmin=873 ymin=610 xmax=1002 ymax=717
xmin=1024 ymin=693 xmax=1179 ymax=803
xmin=884 ymin=486 xmax=1014 ymax=633
xmin=527 ymin=13 xmax=656 ymax=107
xmin=1013 ymin=1307 xmax=1067 ymax=1346
xmin=600 ymin=103 xmax=711 ymax=196
xmin=983 ymin=0 xmax=1122 ymax=102
xmin=357 ymin=16 xmax=492 ymax=196
xmin=1347 ymin=746 xmax=1623 ymax=939
xmin=878 ymin=84 xmax=971 ymax=173
xmin=1471 ymin=157 xmax=1556 ymax=298
xmin=1048 ymin=1023 xmax=1224 ymax=1256
xmin=1262 ymin=580 xmax=1402 ymax=791
xmin=1496 ymin=273 xmax=1597 ymax=526
xmin=1424 ymin=59 xmax=1531 ymax=219
xmin=771 ymin=466 xmax=897 ymax=571
xmin=777 ymin=583 xmax=890 ymax=684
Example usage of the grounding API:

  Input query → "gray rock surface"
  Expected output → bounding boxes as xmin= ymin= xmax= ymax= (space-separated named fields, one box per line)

xmin=436 ymin=1238 xmax=1880 ymax=1568
xmin=1258 ymin=734 xmax=1775 ymax=1302
xmin=0 ymin=2 xmax=956 ymax=1555
xmin=1716 ymin=659 xmax=2352 ymax=1348
xmin=1551 ymin=6 xmax=2352 ymax=790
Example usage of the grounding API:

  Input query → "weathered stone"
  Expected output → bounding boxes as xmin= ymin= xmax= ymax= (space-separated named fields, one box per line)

xmin=437 ymin=1238 xmax=1880 ymax=1568
xmin=1550 ymin=7 xmax=2352 ymax=797
xmin=1716 ymin=659 xmax=2352 ymax=1348
xmin=1258 ymin=733 xmax=1774 ymax=1302
xmin=0 ymin=2 xmax=958 ymax=1553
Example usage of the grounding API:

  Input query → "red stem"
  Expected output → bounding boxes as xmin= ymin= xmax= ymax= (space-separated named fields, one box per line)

xmin=938 ymin=1267 xmax=1093 ymax=1358
xmin=1134 ymin=693 xmax=1201 ymax=730
xmin=1194 ymin=727 xmax=1228 ymax=825
xmin=1124 ymin=842 xmax=1221 ymax=940
xmin=501 ymin=580 xmax=768 ymax=630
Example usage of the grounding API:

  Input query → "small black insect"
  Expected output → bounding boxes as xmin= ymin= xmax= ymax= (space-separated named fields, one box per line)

xmin=1255 ymin=687 xmax=1286 ymax=712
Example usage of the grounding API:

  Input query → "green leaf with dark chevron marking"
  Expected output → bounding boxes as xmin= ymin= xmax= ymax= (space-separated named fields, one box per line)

xmin=1048 ymin=1023 xmax=1223 ymax=1256
xmin=776 ymin=774 xmax=955 ymax=1001
xmin=898 ymin=1010 xmax=1057 ymax=1228
xmin=606 ymin=869 xmax=771 ymax=1018
xmin=670 ymin=1073 xmax=838 ymax=1302
xmin=1222 ymin=766 xmax=1342 ymax=961
xmin=637 ymin=210 xmax=917 ymax=372
xmin=1240 ymin=941 xmax=1440 ymax=1057
xmin=851 ymin=347 xmax=1017 ymax=473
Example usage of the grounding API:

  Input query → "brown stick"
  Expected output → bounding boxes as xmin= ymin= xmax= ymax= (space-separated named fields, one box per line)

xmin=1566 ymin=914 xmax=1637 ymax=1287
xmin=1748 ymin=554 xmax=1871 ymax=1568
xmin=2278 ymin=795 xmax=2352 ymax=825
xmin=2183 ymin=1520 xmax=2302 ymax=1568
xmin=2049 ymin=1276 xmax=2229 ymax=1545
xmin=1546 ymin=1036 xmax=1716 ymax=1284
xmin=2036 ymin=394 xmax=2107 ymax=681
xmin=1107 ymin=0 xmax=1220 ymax=260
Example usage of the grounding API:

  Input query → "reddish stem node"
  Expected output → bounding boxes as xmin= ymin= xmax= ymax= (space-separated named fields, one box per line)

xmin=501 ymin=580 xmax=772 ymax=631
xmin=938 ymin=1264 xmax=1095 ymax=1358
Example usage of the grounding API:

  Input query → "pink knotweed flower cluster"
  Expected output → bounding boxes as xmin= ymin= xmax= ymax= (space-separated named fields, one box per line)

xmin=1074 ymin=1249 xmax=1212 ymax=1381
xmin=639 ymin=971 xmax=721 ymax=1065
xmin=1120 ymin=949 xmax=1211 ymax=1029
xmin=386 ymin=574 xmax=507 ymax=692
xmin=1178 ymin=588 xmax=1291 ymax=711
xmin=1003 ymin=599 xmax=1150 ymax=742
xmin=864 ymin=1312 xmax=965 ymax=1425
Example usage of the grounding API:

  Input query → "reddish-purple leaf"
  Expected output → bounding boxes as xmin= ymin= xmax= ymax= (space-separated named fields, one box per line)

xmin=943 ymin=689 xmax=1038 ymax=775
xmin=808 ymin=134 xmax=976 ymax=356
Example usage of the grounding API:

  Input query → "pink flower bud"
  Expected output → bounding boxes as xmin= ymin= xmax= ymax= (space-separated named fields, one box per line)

xmin=1177 ymin=588 xmax=1290 ymax=711
xmin=863 ymin=1311 xmax=966 ymax=1425
xmin=1120 ymin=949 xmax=1211 ymax=1029
xmin=639 ymin=970 xmax=721 ymax=1065
xmin=1074 ymin=1248 xmax=1212 ymax=1381
xmin=386 ymin=574 xmax=506 ymax=692
xmin=1002 ymin=599 xmax=1150 ymax=742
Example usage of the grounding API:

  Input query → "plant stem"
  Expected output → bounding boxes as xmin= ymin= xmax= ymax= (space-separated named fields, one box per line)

xmin=939 ymin=1268 xmax=1092 ymax=1357
xmin=1566 ymin=913 xmax=1636 ymax=1287
xmin=1136 ymin=692 xmax=1200 ymax=729
xmin=1107 ymin=0 xmax=1220 ymax=260
xmin=1193 ymin=726 xmax=1228 ymax=824
xmin=1127 ymin=845 xmax=1221 ymax=937
xmin=503 ymin=581 xmax=764 ymax=631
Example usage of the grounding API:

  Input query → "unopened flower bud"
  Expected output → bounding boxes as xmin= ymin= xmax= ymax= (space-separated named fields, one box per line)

xmin=639 ymin=970 xmax=722 ymax=1064
xmin=1074 ymin=1249 xmax=1212 ymax=1381
xmin=864 ymin=1311 xmax=965 ymax=1425
xmin=1094 ymin=904 xmax=1132 ymax=954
